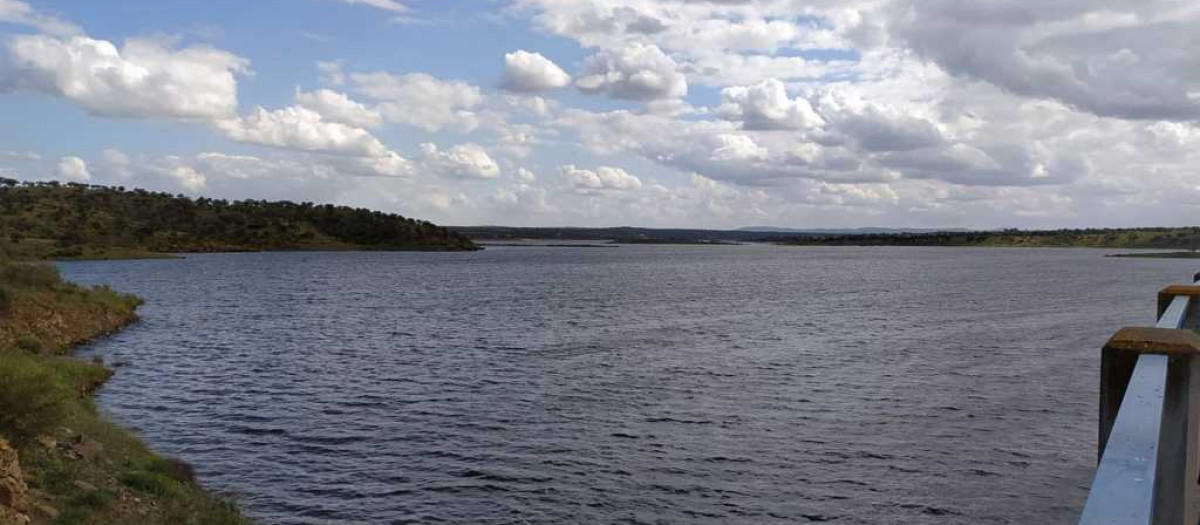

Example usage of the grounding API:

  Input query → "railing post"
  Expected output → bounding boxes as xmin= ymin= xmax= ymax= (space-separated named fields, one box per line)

xmin=1157 ymin=349 xmax=1196 ymax=525
xmin=1099 ymin=344 xmax=1139 ymax=462
xmin=1096 ymin=283 xmax=1200 ymax=525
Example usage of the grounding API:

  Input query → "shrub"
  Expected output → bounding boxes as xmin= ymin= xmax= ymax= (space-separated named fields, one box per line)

xmin=45 ymin=357 xmax=112 ymax=394
xmin=0 ymin=261 xmax=62 ymax=289
xmin=0 ymin=353 xmax=72 ymax=443
xmin=0 ymin=285 xmax=10 ymax=311
xmin=119 ymin=471 xmax=179 ymax=498
xmin=146 ymin=456 xmax=197 ymax=484
xmin=163 ymin=494 xmax=252 ymax=525
xmin=15 ymin=335 xmax=42 ymax=353
xmin=70 ymin=489 xmax=114 ymax=509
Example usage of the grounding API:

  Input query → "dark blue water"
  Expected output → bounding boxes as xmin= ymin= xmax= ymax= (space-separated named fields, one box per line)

xmin=58 ymin=246 xmax=1198 ymax=524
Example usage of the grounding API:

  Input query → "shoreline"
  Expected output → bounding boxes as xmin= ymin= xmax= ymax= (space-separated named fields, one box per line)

xmin=0 ymin=260 xmax=253 ymax=525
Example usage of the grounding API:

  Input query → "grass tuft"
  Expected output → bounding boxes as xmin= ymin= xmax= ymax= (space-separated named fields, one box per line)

xmin=0 ymin=352 xmax=72 ymax=444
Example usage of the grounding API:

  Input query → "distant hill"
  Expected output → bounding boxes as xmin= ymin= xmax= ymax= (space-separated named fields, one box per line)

xmin=452 ymin=224 xmax=1200 ymax=251
xmin=739 ymin=226 xmax=971 ymax=234
xmin=776 ymin=228 xmax=1200 ymax=249
xmin=0 ymin=179 xmax=478 ymax=259
xmin=449 ymin=225 xmax=802 ymax=243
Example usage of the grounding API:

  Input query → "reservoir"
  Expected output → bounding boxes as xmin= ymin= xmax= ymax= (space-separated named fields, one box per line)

xmin=59 ymin=246 xmax=1193 ymax=524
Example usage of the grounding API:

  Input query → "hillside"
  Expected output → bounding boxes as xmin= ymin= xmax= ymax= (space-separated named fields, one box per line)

xmin=776 ymin=228 xmax=1200 ymax=249
xmin=0 ymin=179 xmax=477 ymax=259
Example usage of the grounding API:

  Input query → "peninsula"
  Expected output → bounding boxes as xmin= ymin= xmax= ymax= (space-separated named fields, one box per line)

xmin=0 ymin=179 xmax=478 ymax=260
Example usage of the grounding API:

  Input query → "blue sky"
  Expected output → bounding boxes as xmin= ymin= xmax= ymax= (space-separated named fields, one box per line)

xmin=1 ymin=0 xmax=1199 ymax=229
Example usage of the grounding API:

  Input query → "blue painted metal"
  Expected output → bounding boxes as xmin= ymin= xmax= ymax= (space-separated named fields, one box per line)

xmin=1078 ymin=289 xmax=1194 ymax=525
xmin=1157 ymin=295 xmax=1191 ymax=330
xmin=1078 ymin=353 xmax=1167 ymax=525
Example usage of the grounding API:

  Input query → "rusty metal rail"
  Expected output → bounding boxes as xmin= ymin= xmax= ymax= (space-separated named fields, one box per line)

xmin=1079 ymin=280 xmax=1200 ymax=525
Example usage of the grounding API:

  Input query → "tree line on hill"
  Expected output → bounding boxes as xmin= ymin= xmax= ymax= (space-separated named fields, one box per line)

xmin=776 ymin=227 xmax=1200 ymax=249
xmin=0 ymin=179 xmax=477 ymax=258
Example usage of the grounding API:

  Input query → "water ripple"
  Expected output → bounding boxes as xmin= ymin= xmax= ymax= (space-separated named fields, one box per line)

xmin=60 ymin=246 xmax=1195 ymax=524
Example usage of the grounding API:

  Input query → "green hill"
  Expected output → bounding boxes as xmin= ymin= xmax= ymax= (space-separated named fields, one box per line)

xmin=0 ymin=179 xmax=478 ymax=259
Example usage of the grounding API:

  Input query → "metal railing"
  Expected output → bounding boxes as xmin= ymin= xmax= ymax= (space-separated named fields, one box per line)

xmin=1079 ymin=279 xmax=1200 ymax=525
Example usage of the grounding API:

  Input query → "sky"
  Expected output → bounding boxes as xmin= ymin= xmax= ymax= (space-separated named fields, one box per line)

xmin=0 ymin=0 xmax=1199 ymax=230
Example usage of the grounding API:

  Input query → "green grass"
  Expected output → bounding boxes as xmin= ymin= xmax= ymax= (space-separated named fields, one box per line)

xmin=0 ymin=351 xmax=75 ymax=444
xmin=0 ymin=348 xmax=256 ymax=525
xmin=0 ymin=254 xmax=254 ymax=525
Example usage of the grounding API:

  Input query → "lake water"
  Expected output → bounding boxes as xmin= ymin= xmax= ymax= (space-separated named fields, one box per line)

xmin=59 ymin=246 xmax=1198 ymax=524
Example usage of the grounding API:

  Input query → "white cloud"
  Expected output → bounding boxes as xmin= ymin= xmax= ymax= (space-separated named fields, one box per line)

xmin=891 ymin=0 xmax=1200 ymax=121
xmin=194 ymin=152 xmax=272 ymax=180
xmin=321 ymin=0 xmax=407 ymax=13
xmin=351 ymin=71 xmax=483 ymax=132
xmin=718 ymin=79 xmax=824 ymax=130
xmin=1 ymin=150 xmax=40 ymax=161
xmin=711 ymin=134 xmax=768 ymax=162
xmin=491 ymin=181 xmax=557 ymax=215
xmin=685 ymin=53 xmax=854 ymax=88
xmin=317 ymin=60 xmax=346 ymax=86
xmin=576 ymin=43 xmax=687 ymax=101
xmin=98 ymin=149 xmax=132 ymax=178
xmin=517 ymin=0 xmax=863 ymax=88
xmin=2 ymin=35 xmax=248 ymax=120
xmin=295 ymin=88 xmax=382 ymax=129
xmin=418 ymin=143 xmax=500 ymax=180
xmin=500 ymin=50 xmax=570 ymax=92
xmin=560 ymin=164 xmax=642 ymax=192
xmin=55 ymin=156 xmax=89 ymax=182
xmin=501 ymin=94 xmax=557 ymax=118
xmin=169 ymin=165 xmax=206 ymax=191
xmin=0 ymin=0 xmax=80 ymax=37
xmin=213 ymin=106 xmax=389 ymax=157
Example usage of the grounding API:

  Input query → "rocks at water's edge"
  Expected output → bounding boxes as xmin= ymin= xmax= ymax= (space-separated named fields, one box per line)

xmin=0 ymin=439 xmax=30 ymax=525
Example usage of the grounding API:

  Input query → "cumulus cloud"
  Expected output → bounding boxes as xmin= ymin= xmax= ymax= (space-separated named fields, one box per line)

xmin=576 ymin=43 xmax=687 ymax=101
xmin=556 ymin=108 xmax=889 ymax=186
xmin=560 ymin=165 xmax=642 ymax=192
xmin=168 ymin=165 xmax=206 ymax=191
xmin=517 ymin=0 xmax=861 ymax=87
xmin=1 ymin=35 xmax=248 ymax=120
xmin=718 ymin=79 xmax=824 ymax=130
xmin=295 ymin=88 xmax=382 ymax=129
xmin=55 ymin=156 xmax=89 ymax=182
xmin=418 ymin=143 xmax=500 ymax=179
xmin=891 ymin=0 xmax=1200 ymax=121
xmin=711 ymin=134 xmax=768 ymax=162
xmin=351 ymin=71 xmax=483 ymax=132
xmin=817 ymin=102 xmax=943 ymax=152
xmin=500 ymin=50 xmax=570 ymax=92
xmin=213 ymin=106 xmax=389 ymax=157
xmin=491 ymin=181 xmax=557 ymax=215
